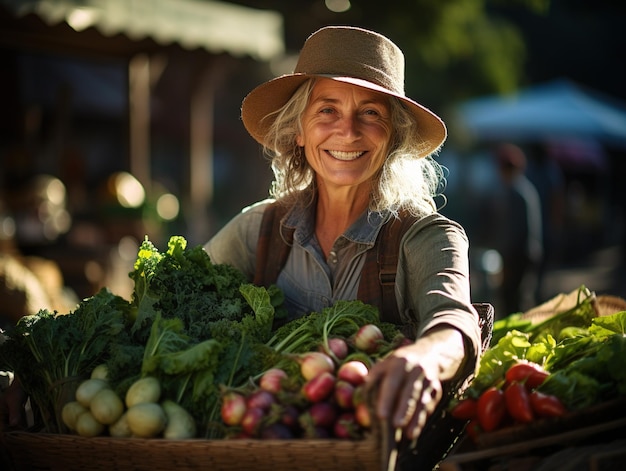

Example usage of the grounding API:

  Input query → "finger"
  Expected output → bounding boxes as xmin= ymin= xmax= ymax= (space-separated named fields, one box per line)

xmin=404 ymin=381 xmax=443 ymax=440
xmin=391 ymin=368 xmax=425 ymax=427
xmin=375 ymin=369 xmax=405 ymax=420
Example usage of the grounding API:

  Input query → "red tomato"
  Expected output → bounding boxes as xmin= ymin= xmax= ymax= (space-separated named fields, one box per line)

xmin=477 ymin=387 xmax=506 ymax=432
xmin=504 ymin=381 xmax=534 ymax=423
xmin=505 ymin=361 xmax=549 ymax=389
xmin=450 ymin=398 xmax=478 ymax=420
xmin=465 ymin=419 xmax=482 ymax=443
xmin=529 ymin=391 xmax=567 ymax=418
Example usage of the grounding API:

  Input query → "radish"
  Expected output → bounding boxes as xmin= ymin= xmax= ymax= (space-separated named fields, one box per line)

xmin=221 ymin=392 xmax=247 ymax=426
xmin=302 ymin=371 xmax=336 ymax=403
xmin=261 ymin=423 xmax=294 ymax=439
xmin=298 ymin=352 xmax=335 ymax=380
xmin=301 ymin=424 xmax=331 ymax=439
xmin=333 ymin=380 xmax=355 ymax=410
xmin=354 ymin=402 xmax=372 ymax=428
xmin=246 ymin=389 xmax=276 ymax=412
xmin=322 ymin=338 xmax=349 ymax=361
xmin=334 ymin=412 xmax=359 ymax=439
xmin=354 ymin=324 xmax=384 ymax=354
xmin=259 ymin=368 xmax=287 ymax=394
xmin=307 ymin=401 xmax=337 ymax=428
xmin=279 ymin=404 xmax=300 ymax=430
xmin=241 ymin=407 xmax=265 ymax=436
xmin=337 ymin=360 xmax=369 ymax=386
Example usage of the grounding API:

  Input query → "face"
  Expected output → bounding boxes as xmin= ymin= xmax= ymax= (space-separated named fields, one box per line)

xmin=296 ymin=78 xmax=392 ymax=193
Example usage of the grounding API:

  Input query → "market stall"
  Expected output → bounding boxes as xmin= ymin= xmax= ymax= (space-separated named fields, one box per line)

xmin=440 ymin=289 xmax=626 ymax=471
xmin=1 ymin=237 xmax=625 ymax=471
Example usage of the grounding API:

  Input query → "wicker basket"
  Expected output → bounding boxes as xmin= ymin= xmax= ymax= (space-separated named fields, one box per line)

xmin=519 ymin=288 xmax=626 ymax=325
xmin=1 ymin=431 xmax=381 ymax=471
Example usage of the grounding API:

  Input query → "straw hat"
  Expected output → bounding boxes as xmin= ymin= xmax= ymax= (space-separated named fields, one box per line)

xmin=241 ymin=25 xmax=447 ymax=158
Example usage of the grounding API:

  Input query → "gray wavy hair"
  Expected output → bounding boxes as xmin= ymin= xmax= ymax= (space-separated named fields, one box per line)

xmin=262 ymin=78 xmax=446 ymax=217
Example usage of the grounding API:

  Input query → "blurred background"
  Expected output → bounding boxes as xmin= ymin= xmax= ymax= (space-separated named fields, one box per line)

xmin=1 ymin=0 xmax=625 ymax=325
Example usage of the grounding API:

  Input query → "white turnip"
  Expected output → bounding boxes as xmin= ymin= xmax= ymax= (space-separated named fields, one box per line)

xmin=125 ymin=376 xmax=161 ymax=408
xmin=162 ymin=400 xmax=197 ymax=439
xmin=61 ymin=401 xmax=88 ymax=431
xmin=126 ymin=402 xmax=167 ymax=438
xmin=75 ymin=378 xmax=109 ymax=408
xmin=75 ymin=410 xmax=105 ymax=437
xmin=90 ymin=388 xmax=124 ymax=425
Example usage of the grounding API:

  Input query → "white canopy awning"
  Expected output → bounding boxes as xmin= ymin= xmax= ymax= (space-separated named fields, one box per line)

xmin=1 ymin=0 xmax=284 ymax=60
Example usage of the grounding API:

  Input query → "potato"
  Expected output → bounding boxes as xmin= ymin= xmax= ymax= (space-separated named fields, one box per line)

xmin=126 ymin=402 xmax=167 ymax=438
xmin=90 ymin=388 xmax=124 ymax=425
xmin=75 ymin=410 xmax=105 ymax=437
xmin=90 ymin=364 xmax=109 ymax=381
xmin=161 ymin=400 xmax=197 ymax=439
xmin=61 ymin=401 xmax=88 ymax=431
xmin=75 ymin=378 xmax=109 ymax=408
xmin=109 ymin=412 xmax=132 ymax=438
xmin=125 ymin=376 xmax=161 ymax=408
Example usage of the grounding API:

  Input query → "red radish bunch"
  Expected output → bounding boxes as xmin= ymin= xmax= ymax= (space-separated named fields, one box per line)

xmin=220 ymin=351 xmax=374 ymax=440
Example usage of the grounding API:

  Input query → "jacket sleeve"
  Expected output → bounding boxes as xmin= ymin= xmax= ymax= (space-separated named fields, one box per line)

xmin=396 ymin=213 xmax=482 ymax=371
xmin=203 ymin=201 xmax=270 ymax=280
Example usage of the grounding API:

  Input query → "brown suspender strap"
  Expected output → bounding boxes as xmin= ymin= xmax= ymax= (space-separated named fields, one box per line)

xmin=253 ymin=202 xmax=293 ymax=288
xmin=358 ymin=211 xmax=417 ymax=325
xmin=254 ymin=202 xmax=416 ymax=325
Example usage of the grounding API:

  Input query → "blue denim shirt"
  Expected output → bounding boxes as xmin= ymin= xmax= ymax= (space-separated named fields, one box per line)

xmin=204 ymin=199 xmax=481 ymax=360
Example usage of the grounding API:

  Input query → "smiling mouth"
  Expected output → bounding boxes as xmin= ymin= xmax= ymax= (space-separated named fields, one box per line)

xmin=327 ymin=150 xmax=365 ymax=161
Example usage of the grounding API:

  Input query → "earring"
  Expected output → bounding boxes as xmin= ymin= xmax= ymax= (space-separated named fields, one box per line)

xmin=294 ymin=146 xmax=304 ymax=167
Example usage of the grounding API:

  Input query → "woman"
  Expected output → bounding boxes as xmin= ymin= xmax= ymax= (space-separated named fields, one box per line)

xmin=204 ymin=26 xmax=483 ymax=466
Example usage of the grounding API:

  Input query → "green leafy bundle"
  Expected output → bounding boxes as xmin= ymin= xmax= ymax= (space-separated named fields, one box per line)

xmin=106 ymin=236 xmax=283 ymax=437
xmin=0 ymin=289 xmax=131 ymax=432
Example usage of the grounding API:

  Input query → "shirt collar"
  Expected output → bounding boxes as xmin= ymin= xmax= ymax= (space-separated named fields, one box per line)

xmin=283 ymin=203 xmax=391 ymax=247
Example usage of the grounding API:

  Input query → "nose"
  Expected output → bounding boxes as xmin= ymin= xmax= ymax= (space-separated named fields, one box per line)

xmin=336 ymin=114 xmax=361 ymax=139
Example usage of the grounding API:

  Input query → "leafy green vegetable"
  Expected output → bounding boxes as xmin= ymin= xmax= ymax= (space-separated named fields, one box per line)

xmin=466 ymin=301 xmax=626 ymax=413
xmin=0 ymin=288 xmax=131 ymax=432
xmin=490 ymin=285 xmax=596 ymax=345
xmin=266 ymin=300 xmax=402 ymax=364
xmin=539 ymin=311 xmax=626 ymax=409
xmin=128 ymin=235 xmax=252 ymax=342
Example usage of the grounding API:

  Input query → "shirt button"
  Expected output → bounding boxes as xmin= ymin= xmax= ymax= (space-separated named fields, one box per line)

xmin=328 ymin=250 xmax=338 ymax=264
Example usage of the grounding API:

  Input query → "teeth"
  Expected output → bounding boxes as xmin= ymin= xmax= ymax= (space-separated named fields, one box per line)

xmin=328 ymin=150 xmax=364 ymax=161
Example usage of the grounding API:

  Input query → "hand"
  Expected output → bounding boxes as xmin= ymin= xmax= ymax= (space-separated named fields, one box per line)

xmin=365 ymin=326 xmax=465 ymax=441
xmin=0 ymin=376 xmax=27 ymax=432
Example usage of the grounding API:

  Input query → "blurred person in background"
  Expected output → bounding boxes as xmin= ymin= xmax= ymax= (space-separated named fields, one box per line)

xmin=525 ymin=143 xmax=566 ymax=302
xmin=488 ymin=143 xmax=543 ymax=317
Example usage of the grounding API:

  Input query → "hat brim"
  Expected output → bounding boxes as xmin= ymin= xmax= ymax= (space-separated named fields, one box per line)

xmin=241 ymin=74 xmax=447 ymax=158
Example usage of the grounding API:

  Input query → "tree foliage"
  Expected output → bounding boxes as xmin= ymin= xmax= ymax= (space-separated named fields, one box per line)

xmin=225 ymin=0 xmax=550 ymax=109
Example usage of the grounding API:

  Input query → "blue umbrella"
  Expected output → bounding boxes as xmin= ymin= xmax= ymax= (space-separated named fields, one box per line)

xmin=456 ymin=79 xmax=626 ymax=148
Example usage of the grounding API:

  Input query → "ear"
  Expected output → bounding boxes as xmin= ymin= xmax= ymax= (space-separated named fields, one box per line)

xmin=296 ymin=134 xmax=304 ymax=147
